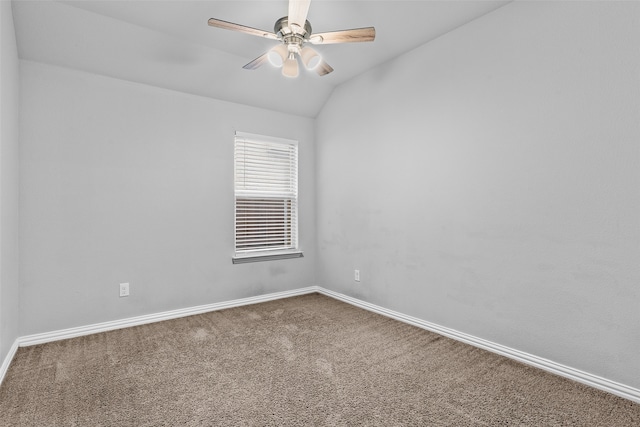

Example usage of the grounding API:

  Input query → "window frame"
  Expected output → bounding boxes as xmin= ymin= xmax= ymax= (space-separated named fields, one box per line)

xmin=232 ymin=131 xmax=303 ymax=264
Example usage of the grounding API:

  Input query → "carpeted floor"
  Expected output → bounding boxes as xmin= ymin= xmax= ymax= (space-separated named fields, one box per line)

xmin=0 ymin=293 xmax=638 ymax=426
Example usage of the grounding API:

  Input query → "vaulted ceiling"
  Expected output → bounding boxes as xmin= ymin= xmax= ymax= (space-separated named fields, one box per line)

xmin=12 ymin=0 xmax=510 ymax=117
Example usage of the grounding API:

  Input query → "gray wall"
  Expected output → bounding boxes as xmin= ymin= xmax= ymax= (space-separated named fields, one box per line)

xmin=0 ymin=0 xmax=20 ymax=364
xmin=19 ymin=60 xmax=316 ymax=336
xmin=316 ymin=1 xmax=640 ymax=389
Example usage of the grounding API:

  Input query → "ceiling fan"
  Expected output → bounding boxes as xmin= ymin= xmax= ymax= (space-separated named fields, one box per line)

xmin=208 ymin=0 xmax=375 ymax=78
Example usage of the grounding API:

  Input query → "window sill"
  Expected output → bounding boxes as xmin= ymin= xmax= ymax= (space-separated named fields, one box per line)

xmin=232 ymin=251 xmax=304 ymax=264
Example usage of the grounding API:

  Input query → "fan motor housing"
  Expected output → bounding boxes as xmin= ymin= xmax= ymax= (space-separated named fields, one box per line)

xmin=274 ymin=16 xmax=312 ymax=40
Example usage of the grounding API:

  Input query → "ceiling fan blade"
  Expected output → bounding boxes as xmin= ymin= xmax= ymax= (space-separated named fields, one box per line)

xmin=288 ymin=0 xmax=311 ymax=33
xmin=208 ymin=18 xmax=278 ymax=40
xmin=316 ymin=60 xmax=334 ymax=76
xmin=243 ymin=53 xmax=270 ymax=70
xmin=310 ymin=27 xmax=375 ymax=44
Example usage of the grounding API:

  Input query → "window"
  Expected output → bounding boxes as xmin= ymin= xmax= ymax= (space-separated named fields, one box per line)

xmin=233 ymin=132 xmax=301 ymax=263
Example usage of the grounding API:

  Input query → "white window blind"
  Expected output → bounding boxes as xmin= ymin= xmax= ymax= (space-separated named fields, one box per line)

xmin=234 ymin=132 xmax=298 ymax=256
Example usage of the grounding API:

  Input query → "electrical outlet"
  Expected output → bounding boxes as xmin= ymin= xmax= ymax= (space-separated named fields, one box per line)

xmin=119 ymin=283 xmax=130 ymax=297
xmin=354 ymin=270 xmax=360 ymax=282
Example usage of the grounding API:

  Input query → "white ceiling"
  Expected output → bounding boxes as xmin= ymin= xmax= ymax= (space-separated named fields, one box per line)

xmin=12 ymin=0 xmax=511 ymax=118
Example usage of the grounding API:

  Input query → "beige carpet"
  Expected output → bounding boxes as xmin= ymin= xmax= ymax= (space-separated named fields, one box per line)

xmin=0 ymin=293 xmax=638 ymax=426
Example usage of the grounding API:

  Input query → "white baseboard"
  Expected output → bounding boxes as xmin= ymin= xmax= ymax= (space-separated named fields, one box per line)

xmin=18 ymin=286 xmax=320 ymax=347
xmin=8 ymin=285 xmax=639 ymax=404
xmin=316 ymin=287 xmax=640 ymax=404
xmin=0 ymin=338 xmax=19 ymax=387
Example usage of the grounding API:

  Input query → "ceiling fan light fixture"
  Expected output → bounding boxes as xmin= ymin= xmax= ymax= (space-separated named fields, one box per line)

xmin=300 ymin=46 xmax=321 ymax=70
xmin=208 ymin=0 xmax=376 ymax=78
xmin=282 ymin=53 xmax=299 ymax=78
xmin=267 ymin=44 xmax=288 ymax=67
